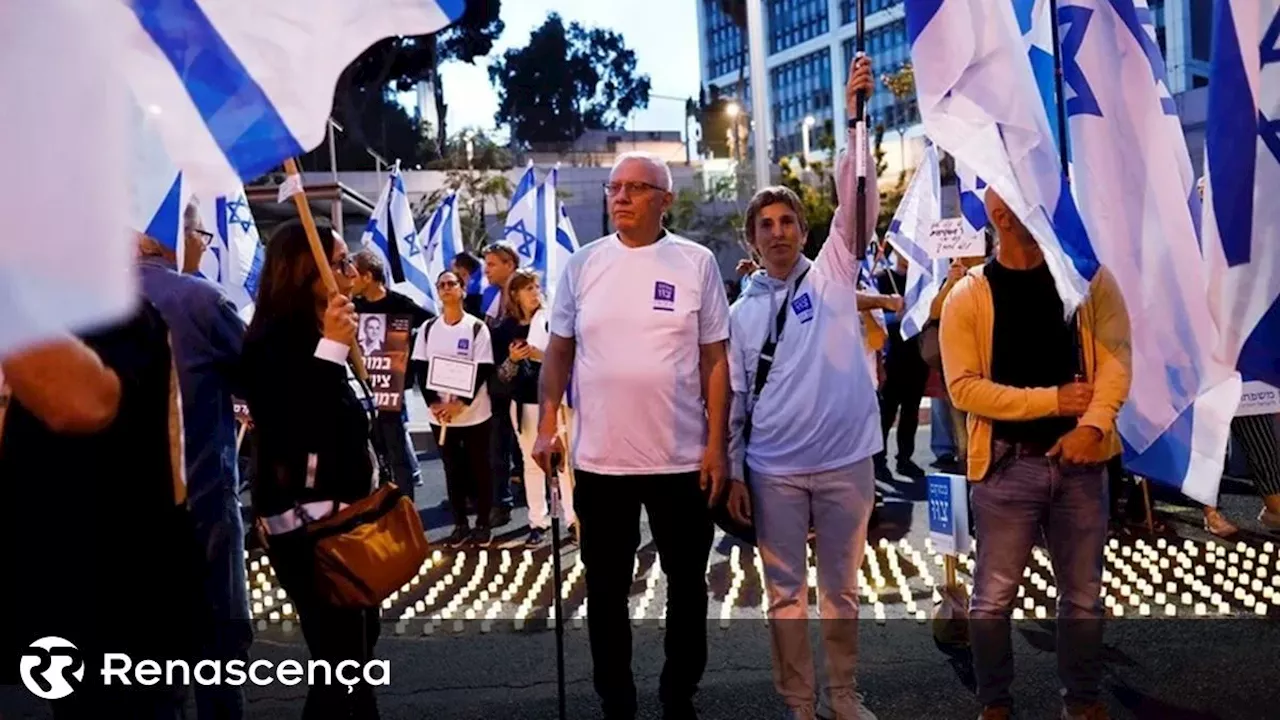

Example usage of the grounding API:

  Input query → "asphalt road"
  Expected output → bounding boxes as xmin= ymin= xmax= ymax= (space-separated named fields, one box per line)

xmin=3 ymin=427 xmax=1278 ymax=720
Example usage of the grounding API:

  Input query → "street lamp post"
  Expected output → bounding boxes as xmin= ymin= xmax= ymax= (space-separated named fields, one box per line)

xmin=802 ymin=115 xmax=816 ymax=166
xmin=726 ymin=101 xmax=741 ymax=163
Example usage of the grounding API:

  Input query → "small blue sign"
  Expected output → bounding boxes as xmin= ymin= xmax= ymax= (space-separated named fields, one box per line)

xmin=457 ymin=338 xmax=470 ymax=355
xmin=791 ymin=292 xmax=814 ymax=324
xmin=928 ymin=475 xmax=953 ymax=536
xmin=653 ymin=281 xmax=676 ymax=311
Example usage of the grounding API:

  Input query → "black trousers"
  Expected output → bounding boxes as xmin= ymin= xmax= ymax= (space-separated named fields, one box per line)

xmin=878 ymin=359 xmax=928 ymax=462
xmin=268 ymin=531 xmax=382 ymax=720
xmin=575 ymin=470 xmax=714 ymax=718
xmin=434 ymin=420 xmax=493 ymax=530
xmin=1232 ymin=414 xmax=1280 ymax=496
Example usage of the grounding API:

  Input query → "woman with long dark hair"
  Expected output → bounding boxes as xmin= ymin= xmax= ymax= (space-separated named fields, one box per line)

xmin=241 ymin=218 xmax=382 ymax=719
xmin=494 ymin=269 xmax=577 ymax=546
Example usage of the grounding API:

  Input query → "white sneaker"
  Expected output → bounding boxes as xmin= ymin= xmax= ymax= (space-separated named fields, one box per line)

xmin=818 ymin=689 xmax=877 ymax=720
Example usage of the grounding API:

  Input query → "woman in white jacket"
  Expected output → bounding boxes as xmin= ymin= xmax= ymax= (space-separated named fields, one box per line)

xmin=724 ymin=55 xmax=900 ymax=720
xmin=495 ymin=269 xmax=577 ymax=546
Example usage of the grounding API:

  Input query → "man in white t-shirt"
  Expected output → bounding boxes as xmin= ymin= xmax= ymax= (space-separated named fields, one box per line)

xmin=411 ymin=271 xmax=496 ymax=547
xmin=533 ymin=151 xmax=731 ymax=720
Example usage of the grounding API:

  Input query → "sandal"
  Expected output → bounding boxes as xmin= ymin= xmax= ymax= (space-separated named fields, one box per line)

xmin=1203 ymin=507 xmax=1239 ymax=537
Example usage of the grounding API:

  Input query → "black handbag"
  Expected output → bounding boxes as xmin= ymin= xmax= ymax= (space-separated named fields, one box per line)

xmin=711 ymin=267 xmax=811 ymax=545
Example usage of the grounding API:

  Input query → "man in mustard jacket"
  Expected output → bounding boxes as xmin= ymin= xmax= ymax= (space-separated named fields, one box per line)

xmin=940 ymin=189 xmax=1131 ymax=720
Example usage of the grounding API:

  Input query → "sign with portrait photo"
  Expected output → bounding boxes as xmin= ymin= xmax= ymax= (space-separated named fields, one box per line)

xmin=361 ymin=313 xmax=411 ymax=412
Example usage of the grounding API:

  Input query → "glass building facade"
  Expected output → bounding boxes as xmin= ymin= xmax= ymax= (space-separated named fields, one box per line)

xmin=697 ymin=0 xmax=1205 ymax=162
xmin=770 ymin=48 xmax=833 ymax=155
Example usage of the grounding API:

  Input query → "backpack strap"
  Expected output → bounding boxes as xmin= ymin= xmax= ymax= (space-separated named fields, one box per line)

xmin=752 ymin=266 xmax=811 ymax=399
xmin=745 ymin=266 xmax=811 ymax=446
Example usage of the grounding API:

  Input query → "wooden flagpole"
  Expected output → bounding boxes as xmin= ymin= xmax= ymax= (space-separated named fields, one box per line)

xmin=281 ymin=158 xmax=368 ymax=381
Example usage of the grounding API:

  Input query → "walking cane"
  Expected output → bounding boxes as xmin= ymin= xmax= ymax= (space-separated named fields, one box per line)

xmin=548 ymin=452 xmax=568 ymax=720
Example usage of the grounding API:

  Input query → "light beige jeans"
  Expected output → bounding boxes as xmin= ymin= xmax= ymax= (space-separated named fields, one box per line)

xmin=750 ymin=458 xmax=875 ymax=712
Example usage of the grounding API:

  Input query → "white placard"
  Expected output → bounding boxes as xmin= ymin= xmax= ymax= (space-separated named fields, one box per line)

xmin=926 ymin=218 xmax=984 ymax=259
xmin=1238 ymin=381 xmax=1280 ymax=417
xmin=426 ymin=355 xmax=477 ymax=399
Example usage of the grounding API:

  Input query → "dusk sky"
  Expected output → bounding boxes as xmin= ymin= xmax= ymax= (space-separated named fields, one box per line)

xmin=431 ymin=0 xmax=704 ymax=140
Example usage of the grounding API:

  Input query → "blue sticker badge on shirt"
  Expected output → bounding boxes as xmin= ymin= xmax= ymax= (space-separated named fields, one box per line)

xmin=653 ymin=281 xmax=676 ymax=311
xmin=457 ymin=338 xmax=470 ymax=356
xmin=791 ymin=292 xmax=814 ymax=324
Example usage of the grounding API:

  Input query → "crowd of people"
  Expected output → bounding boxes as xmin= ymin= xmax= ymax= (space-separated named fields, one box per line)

xmin=3 ymin=51 xmax=1280 ymax=720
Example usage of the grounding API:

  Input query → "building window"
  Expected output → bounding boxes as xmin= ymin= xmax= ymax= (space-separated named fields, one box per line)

xmin=705 ymin=0 xmax=744 ymax=80
xmin=843 ymin=20 xmax=915 ymax=133
xmin=770 ymin=47 xmax=833 ymax=156
xmin=1192 ymin=74 xmax=1208 ymax=89
xmin=769 ymin=0 xmax=830 ymax=54
xmin=1189 ymin=0 xmax=1212 ymax=62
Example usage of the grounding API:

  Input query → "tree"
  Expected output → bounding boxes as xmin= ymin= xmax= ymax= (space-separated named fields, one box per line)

xmin=489 ymin=14 xmax=651 ymax=149
xmin=300 ymin=90 xmax=436 ymax=172
xmin=426 ymin=128 xmax=514 ymax=171
xmin=880 ymin=63 xmax=916 ymax=172
xmin=414 ymin=170 xmax=515 ymax=252
xmin=665 ymin=175 xmax=744 ymax=255
xmin=318 ymin=1 xmax=501 ymax=162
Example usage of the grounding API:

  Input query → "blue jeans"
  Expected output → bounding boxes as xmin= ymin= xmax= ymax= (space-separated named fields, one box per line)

xmin=969 ymin=443 xmax=1108 ymax=710
xmin=190 ymin=483 xmax=252 ymax=720
xmin=376 ymin=409 xmax=419 ymax=502
xmin=931 ymin=396 xmax=957 ymax=459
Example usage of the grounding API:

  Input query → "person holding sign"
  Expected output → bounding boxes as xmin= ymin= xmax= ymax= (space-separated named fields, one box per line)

xmin=412 ymin=270 xmax=496 ymax=548
xmin=723 ymin=54 xmax=888 ymax=720
xmin=239 ymin=219 xmax=384 ymax=720
xmin=353 ymin=250 xmax=434 ymax=498
xmin=940 ymin=189 xmax=1131 ymax=720
xmin=494 ymin=269 xmax=577 ymax=548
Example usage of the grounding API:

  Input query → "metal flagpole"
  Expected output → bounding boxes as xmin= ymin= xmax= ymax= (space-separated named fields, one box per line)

xmin=549 ymin=453 xmax=567 ymax=720
xmin=852 ymin=0 xmax=870 ymax=257
xmin=745 ymin=0 xmax=772 ymax=192
xmin=1047 ymin=0 xmax=1071 ymax=177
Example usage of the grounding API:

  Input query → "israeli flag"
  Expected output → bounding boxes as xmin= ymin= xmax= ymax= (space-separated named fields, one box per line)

xmin=421 ymin=193 xmax=463 ymax=313
xmin=1202 ymin=1 xmax=1280 ymax=415
xmin=485 ymin=163 xmax=541 ymax=316
xmin=538 ymin=166 xmax=582 ymax=299
xmin=884 ymin=143 xmax=945 ymax=339
xmin=905 ymin=0 xmax=1098 ymax=317
xmin=130 ymin=97 xmax=189 ymax=254
xmin=196 ymin=188 xmax=265 ymax=318
xmin=1034 ymin=0 xmax=1238 ymax=503
xmin=955 ymin=159 xmax=989 ymax=237
xmin=0 ymin=2 xmax=137 ymax=356
xmin=0 ymin=0 xmax=466 ymax=358
xmin=117 ymin=0 xmax=466 ymax=197
xmin=361 ymin=165 xmax=432 ymax=307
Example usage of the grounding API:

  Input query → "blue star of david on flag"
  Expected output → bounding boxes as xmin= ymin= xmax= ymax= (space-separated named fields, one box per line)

xmin=226 ymin=196 xmax=253 ymax=234
xmin=505 ymin=218 xmax=538 ymax=260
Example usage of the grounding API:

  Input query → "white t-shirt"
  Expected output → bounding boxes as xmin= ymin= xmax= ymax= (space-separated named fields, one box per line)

xmin=550 ymin=231 xmax=731 ymax=475
xmin=410 ymin=313 xmax=494 ymax=427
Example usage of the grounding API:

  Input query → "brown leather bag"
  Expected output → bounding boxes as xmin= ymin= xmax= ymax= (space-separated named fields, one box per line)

xmin=304 ymin=484 xmax=429 ymax=607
